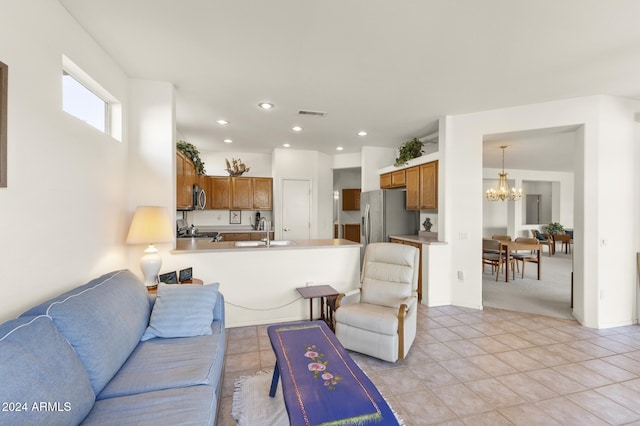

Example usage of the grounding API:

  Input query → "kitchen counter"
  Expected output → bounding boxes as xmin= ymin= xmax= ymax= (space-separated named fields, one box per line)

xmin=173 ymin=238 xmax=361 ymax=253
xmin=388 ymin=234 xmax=447 ymax=245
xmin=163 ymin=238 xmax=362 ymax=328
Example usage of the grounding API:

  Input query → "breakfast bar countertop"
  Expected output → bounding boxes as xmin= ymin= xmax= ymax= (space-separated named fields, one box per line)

xmin=388 ymin=234 xmax=448 ymax=245
xmin=173 ymin=238 xmax=362 ymax=253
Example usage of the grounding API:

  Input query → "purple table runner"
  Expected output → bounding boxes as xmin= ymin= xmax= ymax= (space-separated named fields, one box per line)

xmin=268 ymin=321 xmax=399 ymax=426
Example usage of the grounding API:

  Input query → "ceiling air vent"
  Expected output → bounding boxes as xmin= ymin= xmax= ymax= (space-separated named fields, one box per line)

xmin=298 ymin=110 xmax=326 ymax=118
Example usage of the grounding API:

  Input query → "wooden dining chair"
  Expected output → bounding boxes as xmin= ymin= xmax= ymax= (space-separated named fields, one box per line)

xmin=483 ymin=238 xmax=516 ymax=281
xmin=530 ymin=229 xmax=553 ymax=256
xmin=482 ymin=239 xmax=501 ymax=274
xmin=512 ymin=237 xmax=541 ymax=279
xmin=491 ymin=235 xmax=511 ymax=242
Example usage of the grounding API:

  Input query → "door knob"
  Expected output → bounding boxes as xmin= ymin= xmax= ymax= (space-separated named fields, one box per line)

xmin=283 ymin=228 xmax=290 ymax=231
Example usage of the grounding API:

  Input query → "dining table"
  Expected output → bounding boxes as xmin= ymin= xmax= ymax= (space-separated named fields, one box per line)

xmin=499 ymin=240 xmax=541 ymax=282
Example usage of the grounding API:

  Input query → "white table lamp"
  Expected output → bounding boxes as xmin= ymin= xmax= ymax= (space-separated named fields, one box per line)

xmin=126 ymin=206 xmax=174 ymax=287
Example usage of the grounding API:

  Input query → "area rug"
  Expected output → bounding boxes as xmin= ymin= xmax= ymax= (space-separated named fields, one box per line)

xmin=231 ymin=370 xmax=404 ymax=426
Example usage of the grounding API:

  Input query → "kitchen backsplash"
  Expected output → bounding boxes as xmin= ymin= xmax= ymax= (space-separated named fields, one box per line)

xmin=186 ymin=209 xmax=273 ymax=228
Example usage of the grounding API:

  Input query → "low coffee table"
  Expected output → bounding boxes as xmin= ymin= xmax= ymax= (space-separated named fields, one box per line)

xmin=267 ymin=321 xmax=399 ymax=426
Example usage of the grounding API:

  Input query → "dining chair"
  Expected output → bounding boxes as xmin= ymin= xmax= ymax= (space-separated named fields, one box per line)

xmin=491 ymin=235 xmax=511 ymax=242
xmin=483 ymin=238 xmax=516 ymax=281
xmin=512 ymin=237 xmax=541 ymax=279
xmin=530 ymin=229 xmax=553 ymax=256
xmin=482 ymin=238 xmax=501 ymax=274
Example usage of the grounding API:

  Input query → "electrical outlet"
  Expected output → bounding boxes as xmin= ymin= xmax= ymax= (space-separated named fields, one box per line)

xmin=457 ymin=271 xmax=464 ymax=281
xmin=306 ymin=281 xmax=313 ymax=287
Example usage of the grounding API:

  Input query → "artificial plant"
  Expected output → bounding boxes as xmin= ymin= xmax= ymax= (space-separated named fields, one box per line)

xmin=394 ymin=137 xmax=424 ymax=166
xmin=177 ymin=140 xmax=206 ymax=175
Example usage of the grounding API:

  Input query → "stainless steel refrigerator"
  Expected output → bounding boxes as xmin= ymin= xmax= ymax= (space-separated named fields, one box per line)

xmin=360 ymin=190 xmax=419 ymax=247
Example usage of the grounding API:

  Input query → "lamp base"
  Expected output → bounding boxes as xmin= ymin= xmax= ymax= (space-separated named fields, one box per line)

xmin=140 ymin=244 xmax=162 ymax=287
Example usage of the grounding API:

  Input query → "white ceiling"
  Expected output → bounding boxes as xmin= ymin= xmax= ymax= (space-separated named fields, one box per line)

xmin=58 ymin=0 xmax=640 ymax=171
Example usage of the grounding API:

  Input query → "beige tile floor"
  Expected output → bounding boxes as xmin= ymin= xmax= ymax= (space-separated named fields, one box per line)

xmin=216 ymin=305 xmax=640 ymax=425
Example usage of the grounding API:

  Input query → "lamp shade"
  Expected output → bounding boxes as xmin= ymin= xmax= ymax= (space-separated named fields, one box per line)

xmin=126 ymin=206 xmax=174 ymax=245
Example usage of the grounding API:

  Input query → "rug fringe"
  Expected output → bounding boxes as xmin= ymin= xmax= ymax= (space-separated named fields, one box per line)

xmin=231 ymin=369 xmax=274 ymax=424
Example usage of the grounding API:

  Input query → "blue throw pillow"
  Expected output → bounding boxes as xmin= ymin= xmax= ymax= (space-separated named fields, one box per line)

xmin=141 ymin=283 xmax=219 ymax=341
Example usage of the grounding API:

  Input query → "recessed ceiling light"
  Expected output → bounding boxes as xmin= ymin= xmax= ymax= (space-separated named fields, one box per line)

xmin=336 ymin=146 xmax=344 ymax=151
xmin=258 ymin=102 xmax=275 ymax=110
xmin=283 ymin=143 xmax=291 ymax=148
xmin=216 ymin=119 xmax=229 ymax=125
xmin=292 ymin=126 xmax=302 ymax=132
xmin=357 ymin=131 xmax=367 ymax=136
xmin=223 ymin=139 xmax=233 ymax=144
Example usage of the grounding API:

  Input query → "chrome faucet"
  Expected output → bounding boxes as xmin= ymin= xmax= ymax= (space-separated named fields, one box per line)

xmin=259 ymin=217 xmax=271 ymax=247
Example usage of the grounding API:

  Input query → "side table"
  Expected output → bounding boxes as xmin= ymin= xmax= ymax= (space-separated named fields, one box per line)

xmin=296 ymin=285 xmax=339 ymax=330
xmin=147 ymin=278 xmax=204 ymax=294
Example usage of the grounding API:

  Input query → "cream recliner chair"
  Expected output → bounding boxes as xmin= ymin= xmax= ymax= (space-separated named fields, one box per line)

xmin=335 ymin=242 xmax=419 ymax=362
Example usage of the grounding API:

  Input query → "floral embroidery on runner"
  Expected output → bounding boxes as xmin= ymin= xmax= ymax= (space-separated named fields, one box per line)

xmin=304 ymin=343 xmax=343 ymax=390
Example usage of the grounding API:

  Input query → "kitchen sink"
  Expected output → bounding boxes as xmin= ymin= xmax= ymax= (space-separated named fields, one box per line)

xmin=233 ymin=240 xmax=295 ymax=247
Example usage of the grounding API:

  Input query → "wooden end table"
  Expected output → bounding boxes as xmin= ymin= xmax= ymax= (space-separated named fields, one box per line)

xmin=296 ymin=285 xmax=339 ymax=330
xmin=147 ymin=278 xmax=203 ymax=294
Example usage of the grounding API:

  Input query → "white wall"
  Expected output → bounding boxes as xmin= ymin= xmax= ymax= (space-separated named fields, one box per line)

xmin=199 ymin=150 xmax=272 ymax=177
xmin=360 ymin=146 xmax=396 ymax=192
xmin=126 ymin=80 xmax=177 ymax=276
xmin=443 ymin=95 xmax=640 ymax=328
xmin=272 ymin=148 xmax=333 ymax=240
xmin=0 ymin=0 xmax=130 ymax=321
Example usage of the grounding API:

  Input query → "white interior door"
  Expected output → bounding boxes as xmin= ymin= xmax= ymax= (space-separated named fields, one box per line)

xmin=281 ymin=178 xmax=311 ymax=240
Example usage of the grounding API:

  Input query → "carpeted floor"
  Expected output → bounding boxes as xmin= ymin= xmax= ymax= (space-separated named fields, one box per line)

xmin=483 ymin=249 xmax=573 ymax=319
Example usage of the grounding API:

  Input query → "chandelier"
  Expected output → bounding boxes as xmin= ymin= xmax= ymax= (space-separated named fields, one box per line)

xmin=486 ymin=145 xmax=523 ymax=201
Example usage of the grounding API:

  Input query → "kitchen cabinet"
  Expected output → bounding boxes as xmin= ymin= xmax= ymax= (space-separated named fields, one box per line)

xmin=342 ymin=223 xmax=361 ymax=243
xmin=419 ymin=161 xmax=438 ymax=210
xmin=250 ymin=231 xmax=275 ymax=241
xmin=380 ymin=170 xmax=406 ymax=189
xmin=233 ymin=177 xmax=274 ymax=210
xmin=209 ymin=177 xmax=231 ymax=209
xmin=252 ymin=177 xmax=273 ymax=210
xmin=405 ymin=166 xmax=420 ymax=210
xmin=341 ymin=188 xmax=361 ymax=211
xmin=404 ymin=160 xmax=438 ymax=210
xmin=176 ymin=151 xmax=196 ymax=210
xmin=389 ymin=238 xmax=423 ymax=303
xmin=231 ymin=177 xmax=253 ymax=210
xmin=218 ymin=232 xmax=274 ymax=242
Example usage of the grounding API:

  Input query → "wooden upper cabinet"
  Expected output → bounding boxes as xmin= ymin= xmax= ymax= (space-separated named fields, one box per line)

xmin=209 ymin=177 xmax=231 ymax=210
xmin=380 ymin=173 xmax=392 ymax=189
xmin=380 ymin=170 xmax=406 ymax=189
xmin=419 ymin=161 xmax=438 ymax=210
xmin=231 ymin=177 xmax=253 ymax=209
xmin=176 ymin=151 xmax=195 ymax=210
xmin=405 ymin=166 xmax=420 ymax=210
xmin=342 ymin=188 xmax=361 ymax=211
xmin=253 ymin=177 xmax=273 ymax=210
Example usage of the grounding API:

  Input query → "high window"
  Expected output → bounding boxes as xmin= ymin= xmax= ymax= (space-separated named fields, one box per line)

xmin=61 ymin=55 xmax=121 ymax=140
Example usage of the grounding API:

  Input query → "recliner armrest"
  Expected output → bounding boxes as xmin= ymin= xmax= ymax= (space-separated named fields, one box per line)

xmin=398 ymin=296 xmax=417 ymax=313
xmin=337 ymin=288 xmax=361 ymax=308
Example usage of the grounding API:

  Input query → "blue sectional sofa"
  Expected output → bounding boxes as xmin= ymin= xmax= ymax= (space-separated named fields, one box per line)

xmin=0 ymin=269 xmax=226 ymax=425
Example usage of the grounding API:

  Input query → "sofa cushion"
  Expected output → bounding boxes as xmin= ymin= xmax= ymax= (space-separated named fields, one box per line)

xmin=141 ymin=283 xmax=219 ymax=341
xmin=99 ymin=316 xmax=225 ymax=399
xmin=0 ymin=315 xmax=95 ymax=426
xmin=21 ymin=270 xmax=151 ymax=395
xmin=82 ymin=385 xmax=217 ymax=426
